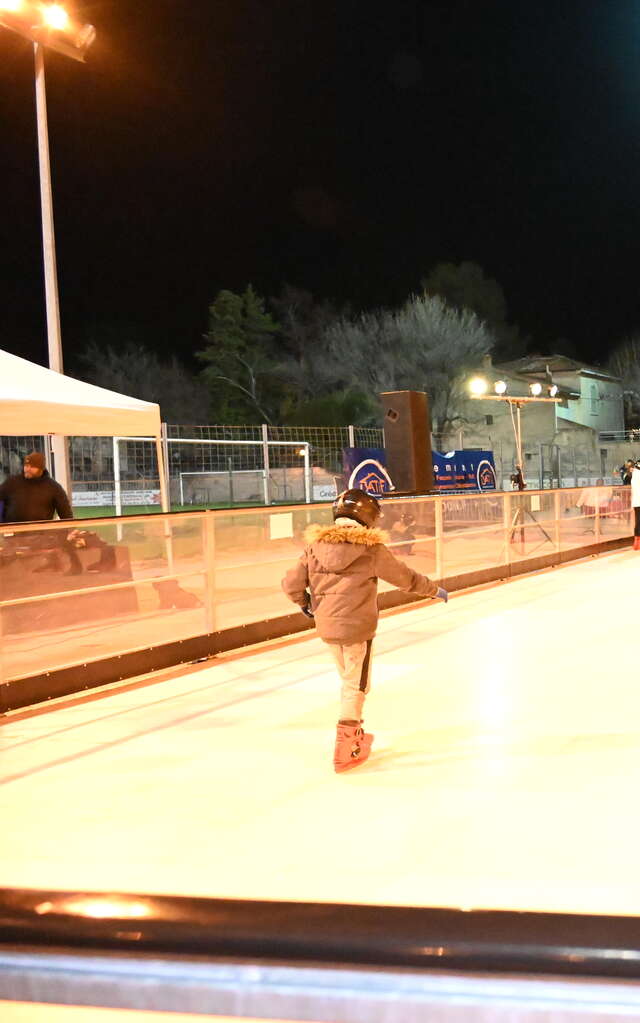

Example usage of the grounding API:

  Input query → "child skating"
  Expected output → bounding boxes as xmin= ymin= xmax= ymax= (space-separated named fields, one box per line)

xmin=282 ymin=488 xmax=448 ymax=773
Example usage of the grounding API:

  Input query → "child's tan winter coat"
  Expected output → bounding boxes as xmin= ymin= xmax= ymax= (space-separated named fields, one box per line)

xmin=281 ymin=520 xmax=438 ymax=644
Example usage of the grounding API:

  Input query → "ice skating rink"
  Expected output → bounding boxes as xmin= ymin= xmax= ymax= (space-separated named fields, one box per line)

xmin=1 ymin=548 xmax=639 ymax=918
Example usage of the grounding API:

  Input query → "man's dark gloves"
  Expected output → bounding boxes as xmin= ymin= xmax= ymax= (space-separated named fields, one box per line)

xmin=301 ymin=592 xmax=314 ymax=618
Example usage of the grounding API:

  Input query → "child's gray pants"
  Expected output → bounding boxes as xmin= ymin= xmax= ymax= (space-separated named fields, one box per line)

xmin=325 ymin=639 xmax=373 ymax=722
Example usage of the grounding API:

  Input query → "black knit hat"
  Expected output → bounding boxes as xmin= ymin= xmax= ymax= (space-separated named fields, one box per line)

xmin=24 ymin=451 xmax=46 ymax=470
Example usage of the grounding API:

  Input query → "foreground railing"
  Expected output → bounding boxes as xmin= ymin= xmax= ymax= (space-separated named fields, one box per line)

xmin=3 ymin=888 xmax=640 ymax=1020
xmin=0 ymin=485 xmax=632 ymax=709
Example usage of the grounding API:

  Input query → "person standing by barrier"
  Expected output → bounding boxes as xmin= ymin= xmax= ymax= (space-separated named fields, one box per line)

xmin=281 ymin=488 xmax=448 ymax=773
xmin=621 ymin=459 xmax=635 ymax=486
xmin=0 ymin=451 xmax=81 ymax=574
xmin=632 ymin=462 xmax=640 ymax=550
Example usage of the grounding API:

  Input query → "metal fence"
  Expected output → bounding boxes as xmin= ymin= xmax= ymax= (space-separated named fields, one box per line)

xmin=0 ymin=425 xmax=385 ymax=513
xmin=0 ymin=426 xmax=629 ymax=515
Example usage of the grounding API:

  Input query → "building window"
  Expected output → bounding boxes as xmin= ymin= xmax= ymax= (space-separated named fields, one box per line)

xmin=485 ymin=414 xmax=493 ymax=425
xmin=590 ymin=383 xmax=598 ymax=415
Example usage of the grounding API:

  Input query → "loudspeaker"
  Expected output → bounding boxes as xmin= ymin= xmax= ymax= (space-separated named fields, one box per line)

xmin=379 ymin=390 xmax=434 ymax=494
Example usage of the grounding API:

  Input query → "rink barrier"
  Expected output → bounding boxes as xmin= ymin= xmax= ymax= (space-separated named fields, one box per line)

xmin=4 ymin=889 xmax=640 ymax=1019
xmin=1 ymin=534 xmax=630 ymax=715
xmin=0 ymin=487 xmax=632 ymax=713
xmin=3 ymin=886 xmax=640 ymax=975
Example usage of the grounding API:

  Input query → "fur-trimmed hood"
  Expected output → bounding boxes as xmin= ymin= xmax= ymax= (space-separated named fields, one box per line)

xmin=303 ymin=521 xmax=388 ymax=574
xmin=282 ymin=516 xmax=438 ymax=644
xmin=304 ymin=522 xmax=388 ymax=546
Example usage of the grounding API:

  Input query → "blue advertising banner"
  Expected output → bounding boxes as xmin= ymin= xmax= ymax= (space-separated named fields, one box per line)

xmin=342 ymin=448 xmax=496 ymax=495
xmin=432 ymin=450 xmax=496 ymax=492
xmin=342 ymin=448 xmax=395 ymax=495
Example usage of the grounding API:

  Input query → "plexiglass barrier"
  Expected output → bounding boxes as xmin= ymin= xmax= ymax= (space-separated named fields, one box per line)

xmin=0 ymin=486 xmax=632 ymax=689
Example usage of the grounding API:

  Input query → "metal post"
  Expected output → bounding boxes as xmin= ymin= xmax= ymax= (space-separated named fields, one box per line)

xmin=538 ymin=443 xmax=544 ymax=490
xmin=161 ymin=422 xmax=171 ymax=510
xmin=303 ymin=443 xmax=311 ymax=504
xmin=261 ymin=424 xmax=271 ymax=505
xmin=228 ymin=457 xmax=235 ymax=507
xmin=44 ymin=434 xmax=54 ymax=477
xmin=203 ymin=510 xmax=217 ymax=634
xmin=348 ymin=425 xmax=356 ymax=449
xmin=154 ymin=435 xmax=170 ymax=513
xmin=503 ymin=490 xmax=512 ymax=569
xmin=434 ymin=497 xmax=443 ymax=579
xmin=113 ymin=437 xmax=122 ymax=517
xmin=554 ymin=489 xmax=560 ymax=554
xmin=34 ymin=42 xmax=71 ymax=501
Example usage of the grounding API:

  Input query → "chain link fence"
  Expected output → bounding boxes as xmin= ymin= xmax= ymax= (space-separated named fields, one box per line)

xmin=0 ymin=426 xmax=628 ymax=515
xmin=0 ymin=425 xmax=385 ymax=514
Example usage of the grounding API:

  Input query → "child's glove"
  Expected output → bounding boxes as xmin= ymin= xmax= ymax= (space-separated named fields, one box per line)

xmin=301 ymin=592 xmax=314 ymax=618
xmin=436 ymin=586 xmax=449 ymax=603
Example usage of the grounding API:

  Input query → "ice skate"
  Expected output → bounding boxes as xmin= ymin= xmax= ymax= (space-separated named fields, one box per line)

xmin=333 ymin=723 xmax=373 ymax=773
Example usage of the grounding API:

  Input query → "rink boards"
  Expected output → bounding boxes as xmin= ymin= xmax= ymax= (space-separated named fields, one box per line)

xmin=0 ymin=485 xmax=632 ymax=711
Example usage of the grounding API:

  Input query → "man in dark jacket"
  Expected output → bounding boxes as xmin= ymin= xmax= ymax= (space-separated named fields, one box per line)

xmin=0 ymin=451 xmax=72 ymax=523
xmin=0 ymin=451 xmax=80 ymax=573
xmin=282 ymin=488 xmax=448 ymax=772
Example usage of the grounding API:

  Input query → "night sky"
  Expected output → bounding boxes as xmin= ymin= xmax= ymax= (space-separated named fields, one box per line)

xmin=2 ymin=0 xmax=640 ymax=371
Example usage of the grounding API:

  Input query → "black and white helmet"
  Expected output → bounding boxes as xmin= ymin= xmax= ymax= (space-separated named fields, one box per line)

xmin=332 ymin=488 xmax=381 ymax=528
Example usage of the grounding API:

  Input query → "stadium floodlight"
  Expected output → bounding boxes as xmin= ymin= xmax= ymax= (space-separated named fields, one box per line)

xmin=467 ymin=371 xmax=562 ymax=492
xmin=468 ymin=376 xmax=488 ymax=396
xmin=0 ymin=2 xmax=96 ymax=61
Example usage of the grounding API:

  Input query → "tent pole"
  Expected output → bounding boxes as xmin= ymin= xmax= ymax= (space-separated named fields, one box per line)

xmin=113 ymin=437 xmax=122 ymax=518
xmin=156 ymin=430 xmax=170 ymax=513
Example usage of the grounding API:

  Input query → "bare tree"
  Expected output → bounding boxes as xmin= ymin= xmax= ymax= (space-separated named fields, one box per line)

xmin=324 ymin=294 xmax=494 ymax=432
xmin=270 ymin=285 xmax=345 ymax=404
xmin=607 ymin=334 xmax=640 ymax=427
xmin=78 ymin=342 xmax=210 ymax=424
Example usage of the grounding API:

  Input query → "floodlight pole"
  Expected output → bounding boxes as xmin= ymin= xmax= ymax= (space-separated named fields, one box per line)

xmin=34 ymin=40 xmax=71 ymax=497
xmin=470 ymin=393 xmax=561 ymax=491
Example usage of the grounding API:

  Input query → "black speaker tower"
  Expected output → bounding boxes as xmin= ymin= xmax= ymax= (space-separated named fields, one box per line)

xmin=379 ymin=390 xmax=434 ymax=494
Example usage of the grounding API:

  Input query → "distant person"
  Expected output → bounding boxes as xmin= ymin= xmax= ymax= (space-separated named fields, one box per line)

xmin=0 ymin=451 xmax=80 ymax=574
xmin=620 ymin=459 xmax=634 ymax=485
xmin=632 ymin=461 xmax=640 ymax=551
xmin=576 ymin=479 xmax=612 ymax=532
xmin=281 ymin=488 xmax=448 ymax=773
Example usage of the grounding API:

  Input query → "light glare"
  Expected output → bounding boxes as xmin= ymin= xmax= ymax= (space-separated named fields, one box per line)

xmin=549 ymin=384 xmax=559 ymax=397
xmin=0 ymin=0 xmax=22 ymax=11
xmin=494 ymin=380 xmax=507 ymax=395
xmin=529 ymin=381 xmax=542 ymax=396
xmin=42 ymin=3 xmax=69 ymax=29
xmin=469 ymin=376 xmax=488 ymax=396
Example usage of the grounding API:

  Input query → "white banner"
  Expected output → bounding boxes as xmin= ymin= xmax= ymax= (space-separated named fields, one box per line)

xmin=313 ymin=483 xmax=337 ymax=501
xmin=73 ymin=490 xmax=161 ymax=507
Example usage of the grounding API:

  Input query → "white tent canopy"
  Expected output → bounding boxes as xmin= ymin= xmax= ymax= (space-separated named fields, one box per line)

xmin=0 ymin=349 xmax=168 ymax=511
xmin=0 ymin=349 xmax=161 ymax=437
